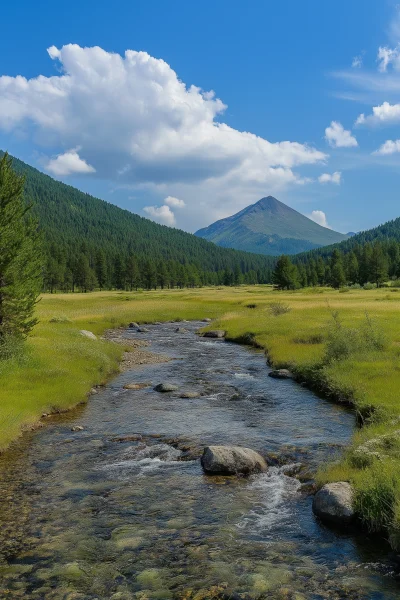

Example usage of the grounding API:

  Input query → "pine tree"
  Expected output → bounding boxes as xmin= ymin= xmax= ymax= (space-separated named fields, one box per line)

xmin=95 ymin=250 xmax=108 ymax=290
xmin=330 ymin=250 xmax=346 ymax=288
xmin=370 ymin=243 xmax=388 ymax=287
xmin=272 ymin=255 xmax=299 ymax=290
xmin=0 ymin=153 xmax=42 ymax=339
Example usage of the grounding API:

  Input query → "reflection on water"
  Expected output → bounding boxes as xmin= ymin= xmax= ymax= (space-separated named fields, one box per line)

xmin=0 ymin=321 xmax=398 ymax=599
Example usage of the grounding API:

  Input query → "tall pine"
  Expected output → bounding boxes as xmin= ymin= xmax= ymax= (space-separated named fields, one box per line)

xmin=0 ymin=154 xmax=42 ymax=339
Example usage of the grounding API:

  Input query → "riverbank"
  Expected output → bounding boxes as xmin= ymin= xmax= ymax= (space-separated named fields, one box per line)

xmin=2 ymin=287 xmax=400 ymax=549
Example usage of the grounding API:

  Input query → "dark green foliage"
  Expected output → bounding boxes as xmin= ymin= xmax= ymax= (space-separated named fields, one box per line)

xmin=272 ymin=255 xmax=299 ymax=290
xmin=3 ymin=153 xmax=278 ymax=291
xmin=0 ymin=154 xmax=42 ymax=339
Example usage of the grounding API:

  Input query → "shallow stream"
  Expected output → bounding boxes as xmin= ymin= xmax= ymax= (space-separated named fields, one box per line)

xmin=0 ymin=321 xmax=398 ymax=599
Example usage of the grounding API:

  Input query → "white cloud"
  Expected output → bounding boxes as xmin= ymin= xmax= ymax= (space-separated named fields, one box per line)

xmin=45 ymin=148 xmax=95 ymax=176
xmin=352 ymin=54 xmax=364 ymax=68
xmin=377 ymin=45 xmax=400 ymax=72
xmin=164 ymin=196 xmax=185 ymax=208
xmin=308 ymin=210 xmax=330 ymax=228
xmin=143 ymin=204 xmax=176 ymax=226
xmin=325 ymin=121 xmax=358 ymax=148
xmin=318 ymin=171 xmax=341 ymax=184
xmin=373 ymin=139 xmax=400 ymax=155
xmin=0 ymin=44 xmax=327 ymax=229
xmin=355 ymin=101 xmax=400 ymax=126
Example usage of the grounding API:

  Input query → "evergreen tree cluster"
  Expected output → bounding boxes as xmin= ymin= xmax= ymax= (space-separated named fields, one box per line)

xmin=274 ymin=240 xmax=395 ymax=289
xmin=4 ymin=154 xmax=275 ymax=292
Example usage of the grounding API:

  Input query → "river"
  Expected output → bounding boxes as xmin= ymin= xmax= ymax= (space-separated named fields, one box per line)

xmin=0 ymin=321 xmax=398 ymax=599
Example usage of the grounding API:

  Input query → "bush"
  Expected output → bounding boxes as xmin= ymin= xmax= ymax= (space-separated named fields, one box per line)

xmin=49 ymin=315 xmax=72 ymax=323
xmin=269 ymin=302 xmax=291 ymax=316
xmin=323 ymin=311 xmax=388 ymax=363
xmin=363 ymin=282 xmax=377 ymax=290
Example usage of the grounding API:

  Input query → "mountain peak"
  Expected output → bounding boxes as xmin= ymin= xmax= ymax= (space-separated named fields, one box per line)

xmin=195 ymin=196 xmax=348 ymax=256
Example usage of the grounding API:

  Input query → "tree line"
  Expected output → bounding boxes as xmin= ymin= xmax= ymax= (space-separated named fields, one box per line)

xmin=273 ymin=240 xmax=396 ymax=289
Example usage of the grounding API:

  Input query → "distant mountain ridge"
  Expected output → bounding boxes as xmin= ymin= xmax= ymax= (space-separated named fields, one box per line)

xmin=195 ymin=196 xmax=349 ymax=256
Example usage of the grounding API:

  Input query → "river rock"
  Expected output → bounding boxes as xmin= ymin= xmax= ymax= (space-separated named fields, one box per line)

xmin=203 ymin=330 xmax=225 ymax=339
xmin=137 ymin=327 xmax=149 ymax=333
xmin=123 ymin=382 xmax=151 ymax=390
xmin=128 ymin=322 xmax=139 ymax=328
xmin=201 ymin=445 xmax=267 ymax=475
xmin=312 ymin=482 xmax=355 ymax=525
xmin=268 ymin=369 xmax=293 ymax=379
xmin=71 ymin=425 xmax=84 ymax=432
xmin=175 ymin=327 xmax=188 ymax=333
xmin=202 ymin=318 xmax=212 ymax=322
xmin=79 ymin=330 xmax=97 ymax=340
xmin=154 ymin=383 xmax=178 ymax=393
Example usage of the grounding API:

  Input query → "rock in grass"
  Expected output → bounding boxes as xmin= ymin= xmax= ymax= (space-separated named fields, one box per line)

xmin=128 ymin=322 xmax=139 ymax=328
xmin=312 ymin=482 xmax=355 ymax=525
xmin=203 ymin=330 xmax=225 ymax=338
xmin=268 ymin=369 xmax=293 ymax=379
xmin=79 ymin=330 xmax=97 ymax=340
xmin=123 ymin=382 xmax=151 ymax=390
xmin=201 ymin=445 xmax=267 ymax=475
xmin=154 ymin=383 xmax=178 ymax=393
xmin=202 ymin=318 xmax=212 ymax=322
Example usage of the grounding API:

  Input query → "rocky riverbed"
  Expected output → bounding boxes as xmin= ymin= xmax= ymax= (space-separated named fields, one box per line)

xmin=0 ymin=321 xmax=398 ymax=599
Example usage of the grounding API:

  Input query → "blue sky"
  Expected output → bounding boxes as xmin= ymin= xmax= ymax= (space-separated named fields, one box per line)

xmin=1 ymin=0 xmax=400 ymax=234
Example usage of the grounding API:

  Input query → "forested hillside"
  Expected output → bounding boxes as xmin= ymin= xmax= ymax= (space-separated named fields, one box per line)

xmin=5 ymin=154 xmax=275 ymax=291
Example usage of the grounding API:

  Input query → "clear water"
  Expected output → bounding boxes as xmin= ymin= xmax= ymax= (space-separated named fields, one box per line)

xmin=0 ymin=321 xmax=398 ymax=599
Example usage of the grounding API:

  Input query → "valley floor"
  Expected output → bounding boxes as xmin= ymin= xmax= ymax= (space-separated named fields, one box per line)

xmin=2 ymin=286 xmax=400 ymax=546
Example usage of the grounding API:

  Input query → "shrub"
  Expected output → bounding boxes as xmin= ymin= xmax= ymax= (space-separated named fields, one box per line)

xmin=363 ymin=282 xmax=377 ymax=290
xmin=269 ymin=302 xmax=291 ymax=316
xmin=246 ymin=303 xmax=257 ymax=309
xmin=49 ymin=315 xmax=72 ymax=323
xmin=339 ymin=287 xmax=350 ymax=293
xmin=323 ymin=311 xmax=388 ymax=363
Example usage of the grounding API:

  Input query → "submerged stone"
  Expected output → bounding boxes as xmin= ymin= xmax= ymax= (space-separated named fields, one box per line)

xmin=312 ymin=482 xmax=355 ymax=525
xmin=201 ymin=445 xmax=267 ymax=475
xmin=154 ymin=383 xmax=178 ymax=392
xmin=180 ymin=391 xmax=200 ymax=398
xmin=123 ymin=382 xmax=151 ymax=390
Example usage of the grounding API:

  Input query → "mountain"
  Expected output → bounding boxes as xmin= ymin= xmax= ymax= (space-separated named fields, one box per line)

xmin=4 ymin=153 xmax=276 ymax=289
xmin=195 ymin=196 xmax=349 ymax=255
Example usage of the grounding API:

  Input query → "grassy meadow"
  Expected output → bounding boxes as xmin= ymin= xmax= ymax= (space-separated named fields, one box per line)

xmin=3 ymin=285 xmax=400 ymax=545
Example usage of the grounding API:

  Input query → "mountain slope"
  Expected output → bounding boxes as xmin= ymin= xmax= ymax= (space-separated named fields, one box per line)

xmin=5 ymin=153 xmax=276 ymax=278
xmin=195 ymin=196 xmax=348 ymax=255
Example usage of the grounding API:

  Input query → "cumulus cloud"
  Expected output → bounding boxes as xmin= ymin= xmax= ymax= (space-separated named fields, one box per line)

xmin=46 ymin=149 xmax=96 ymax=176
xmin=325 ymin=121 xmax=358 ymax=148
xmin=164 ymin=196 xmax=185 ymax=208
xmin=373 ymin=139 xmax=400 ymax=155
xmin=318 ymin=171 xmax=341 ymax=184
xmin=308 ymin=210 xmax=330 ymax=228
xmin=355 ymin=101 xmax=400 ymax=126
xmin=0 ymin=44 xmax=327 ymax=229
xmin=143 ymin=204 xmax=176 ymax=226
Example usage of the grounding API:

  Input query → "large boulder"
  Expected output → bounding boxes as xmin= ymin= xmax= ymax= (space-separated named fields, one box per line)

xmin=128 ymin=322 xmax=139 ymax=328
xmin=268 ymin=369 xmax=293 ymax=379
xmin=312 ymin=482 xmax=355 ymax=525
xmin=201 ymin=445 xmax=267 ymax=475
xmin=203 ymin=330 xmax=226 ymax=339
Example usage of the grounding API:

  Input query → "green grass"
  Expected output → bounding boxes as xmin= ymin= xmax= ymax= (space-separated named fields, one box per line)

xmin=3 ymin=286 xmax=400 ymax=547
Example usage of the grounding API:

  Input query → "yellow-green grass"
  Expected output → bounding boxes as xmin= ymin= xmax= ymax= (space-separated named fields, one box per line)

xmin=3 ymin=286 xmax=400 ymax=545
